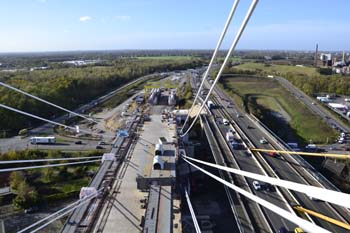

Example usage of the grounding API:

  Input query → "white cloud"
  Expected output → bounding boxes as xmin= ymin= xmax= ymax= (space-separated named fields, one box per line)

xmin=79 ymin=16 xmax=92 ymax=22
xmin=114 ymin=15 xmax=131 ymax=21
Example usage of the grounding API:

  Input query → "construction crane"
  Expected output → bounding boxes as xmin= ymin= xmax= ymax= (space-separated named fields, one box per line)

xmin=293 ymin=205 xmax=350 ymax=230
xmin=251 ymin=148 xmax=350 ymax=159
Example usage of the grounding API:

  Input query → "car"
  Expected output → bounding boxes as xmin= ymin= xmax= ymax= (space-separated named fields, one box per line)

xmin=24 ymin=206 xmax=38 ymax=214
xmin=294 ymin=227 xmax=304 ymax=233
xmin=75 ymin=141 xmax=82 ymax=145
xmin=96 ymin=145 xmax=104 ymax=149
xmin=268 ymin=152 xmax=278 ymax=157
xmin=265 ymin=183 xmax=276 ymax=192
xmin=259 ymin=138 xmax=268 ymax=144
xmin=278 ymin=227 xmax=288 ymax=233
xmin=308 ymin=195 xmax=320 ymax=201
xmin=311 ymin=102 xmax=316 ymax=105
xmin=236 ymin=113 xmax=241 ymax=118
xmin=98 ymin=141 xmax=106 ymax=145
xmin=252 ymin=181 xmax=261 ymax=190
xmin=223 ymin=118 xmax=229 ymax=125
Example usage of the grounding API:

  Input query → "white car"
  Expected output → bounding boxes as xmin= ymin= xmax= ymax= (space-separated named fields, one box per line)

xmin=253 ymin=181 xmax=261 ymax=190
xmin=309 ymin=195 xmax=320 ymax=201
xmin=259 ymin=138 xmax=268 ymax=144
xmin=223 ymin=118 xmax=229 ymax=125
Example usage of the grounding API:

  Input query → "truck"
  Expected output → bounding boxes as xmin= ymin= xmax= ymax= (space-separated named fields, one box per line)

xmin=30 ymin=136 xmax=56 ymax=144
xmin=226 ymin=131 xmax=234 ymax=142
xmin=207 ymin=100 xmax=214 ymax=110
xmin=154 ymin=143 xmax=164 ymax=156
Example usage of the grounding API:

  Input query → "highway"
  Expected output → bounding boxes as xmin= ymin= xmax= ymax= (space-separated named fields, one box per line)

xmin=207 ymin=100 xmax=298 ymax=232
xmin=275 ymin=76 xmax=350 ymax=133
xmin=192 ymin=71 xmax=295 ymax=232
xmin=201 ymin=115 xmax=269 ymax=233
xmin=211 ymin=83 xmax=350 ymax=233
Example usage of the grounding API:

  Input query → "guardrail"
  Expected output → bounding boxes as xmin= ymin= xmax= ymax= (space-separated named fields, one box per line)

xmin=247 ymin=113 xmax=350 ymax=224
xmin=210 ymin=97 xmax=309 ymax=221
xmin=204 ymin=112 xmax=273 ymax=233
xmin=201 ymin=115 xmax=248 ymax=233
xmin=248 ymin=113 xmax=341 ymax=192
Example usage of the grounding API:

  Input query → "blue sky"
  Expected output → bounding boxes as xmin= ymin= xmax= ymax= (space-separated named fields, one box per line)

xmin=0 ymin=0 xmax=349 ymax=52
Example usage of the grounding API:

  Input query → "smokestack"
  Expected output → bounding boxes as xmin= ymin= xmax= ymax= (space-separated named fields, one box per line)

xmin=314 ymin=43 xmax=318 ymax=67
xmin=342 ymin=50 xmax=345 ymax=63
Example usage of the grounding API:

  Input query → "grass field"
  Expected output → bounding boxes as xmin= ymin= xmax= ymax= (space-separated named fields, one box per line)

xmin=219 ymin=76 xmax=338 ymax=144
xmin=136 ymin=56 xmax=193 ymax=60
xmin=235 ymin=62 xmax=320 ymax=77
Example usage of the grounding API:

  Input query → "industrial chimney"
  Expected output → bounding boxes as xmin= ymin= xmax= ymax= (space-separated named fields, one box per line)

xmin=314 ymin=43 xmax=318 ymax=67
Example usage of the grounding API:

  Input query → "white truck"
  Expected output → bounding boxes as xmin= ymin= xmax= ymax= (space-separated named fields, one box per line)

xmin=226 ymin=131 xmax=234 ymax=142
xmin=30 ymin=136 xmax=56 ymax=144
xmin=154 ymin=143 xmax=164 ymax=156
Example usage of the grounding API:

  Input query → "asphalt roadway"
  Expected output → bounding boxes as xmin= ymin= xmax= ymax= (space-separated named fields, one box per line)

xmin=275 ymin=76 xmax=350 ymax=133
xmin=207 ymin=110 xmax=296 ymax=233
xmin=212 ymin=84 xmax=349 ymax=233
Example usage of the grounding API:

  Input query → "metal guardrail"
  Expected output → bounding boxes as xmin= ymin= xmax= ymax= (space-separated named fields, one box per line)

xmin=200 ymin=115 xmax=247 ymax=233
xmin=210 ymin=96 xmax=310 ymax=222
xmin=248 ymin=113 xmax=341 ymax=193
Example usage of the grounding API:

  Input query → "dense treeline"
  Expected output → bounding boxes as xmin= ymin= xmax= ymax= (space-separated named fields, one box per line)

xmin=0 ymin=58 xmax=202 ymax=133
xmin=0 ymin=50 xmax=209 ymax=68
xmin=0 ymin=150 xmax=100 ymax=209
xmin=284 ymin=72 xmax=350 ymax=96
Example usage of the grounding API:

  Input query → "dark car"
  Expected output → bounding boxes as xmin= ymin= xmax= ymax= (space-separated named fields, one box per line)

xmin=265 ymin=183 xmax=276 ymax=192
xmin=278 ymin=226 xmax=288 ymax=233
xmin=96 ymin=145 xmax=104 ymax=149
xmin=75 ymin=141 xmax=82 ymax=145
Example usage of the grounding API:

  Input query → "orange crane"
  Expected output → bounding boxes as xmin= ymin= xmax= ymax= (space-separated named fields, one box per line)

xmin=293 ymin=205 xmax=350 ymax=230
xmin=251 ymin=148 xmax=350 ymax=159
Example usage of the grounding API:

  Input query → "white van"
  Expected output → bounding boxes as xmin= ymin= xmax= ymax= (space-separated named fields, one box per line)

xmin=223 ymin=118 xmax=229 ymax=125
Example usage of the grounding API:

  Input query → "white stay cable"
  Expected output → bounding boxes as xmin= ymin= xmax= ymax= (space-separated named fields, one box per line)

xmin=183 ymin=157 xmax=330 ymax=233
xmin=0 ymin=156 xmax=102 ymax=164
xmin=0 ymin=159 xmax=101 ymax=173
xmin=180 ymin=0 xmax=259 ymax=137
xmin=180 ymin=0 xmax=240 ymax=133
xmin=18 ymin=189 xmax=102 ymax=233
xmin=0 ymin=81 xmax=98 ymax=123
xmin=185 ymin=189 xmax=201 ymax=233
xmin=0 ymin=103 xmax=113 ymax=138
xmin=23 ymin=189 xmax=103 ymax=233
xmin=183 ymin=155 xmax=350 ymax=209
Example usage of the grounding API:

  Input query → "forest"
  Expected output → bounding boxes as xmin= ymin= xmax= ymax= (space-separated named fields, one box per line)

xmin=0 ymin=57 xmax=203 ymax=134
xmin=0 ymin=150 xmax=101 ymax=209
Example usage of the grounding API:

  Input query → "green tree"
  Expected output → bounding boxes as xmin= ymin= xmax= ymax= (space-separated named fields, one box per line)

xmin=13 ymin=181 xmax=39 ymax=209
xmin=9 ymin=171 xmax=25 ymax=192
xmin=42 ymin=168 xmax=54 ymax=183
